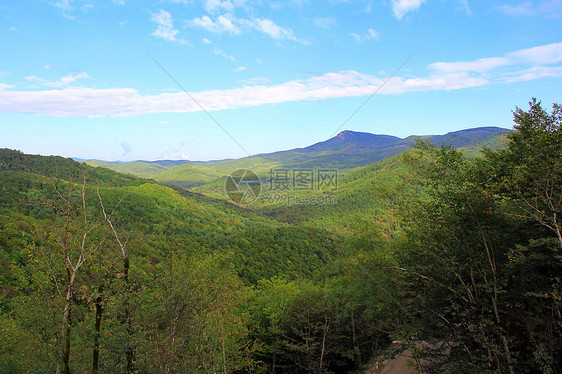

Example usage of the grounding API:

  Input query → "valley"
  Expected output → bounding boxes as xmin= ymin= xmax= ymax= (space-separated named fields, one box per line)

xmin=1 ymin=106 xmax=560 ymax=373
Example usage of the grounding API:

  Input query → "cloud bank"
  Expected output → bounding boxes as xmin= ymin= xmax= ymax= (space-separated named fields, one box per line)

xmin=1 ymin=42 xmax=561 ymax=117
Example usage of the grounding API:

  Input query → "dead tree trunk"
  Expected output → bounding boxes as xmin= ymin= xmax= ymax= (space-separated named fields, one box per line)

xmin=97 ymin=189 xmax=135 ymax=373
xmin=50 ymin=178 xmax=92 ymax=374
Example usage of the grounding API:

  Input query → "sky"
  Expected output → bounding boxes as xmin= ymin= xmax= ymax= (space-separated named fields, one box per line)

xmin=1 ymin=0 xmax=562 ymax=161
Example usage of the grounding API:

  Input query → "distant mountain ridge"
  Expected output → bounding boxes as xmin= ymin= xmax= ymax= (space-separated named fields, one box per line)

xmin=305 ymin=131 xmax=402 ymax=152
xmin=84 ymin=126 xmax=510 ymax=189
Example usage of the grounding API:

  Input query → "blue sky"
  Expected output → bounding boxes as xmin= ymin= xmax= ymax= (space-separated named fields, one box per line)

xmin=1 ymin=0 xmax=562 ymax=161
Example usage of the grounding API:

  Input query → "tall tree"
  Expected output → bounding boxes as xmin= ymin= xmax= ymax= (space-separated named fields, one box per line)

xmin=97 ymin=188 xmax=136 ymax=373
xmin=486 ymin=98 xmax=562 ymax=247
xmin=398 ymin=99 xmax=562 ymax=372
xmin=38 ymin=177 xmax=98 ymax=374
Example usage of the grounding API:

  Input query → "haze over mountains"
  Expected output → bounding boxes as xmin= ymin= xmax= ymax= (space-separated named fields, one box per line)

xmin=84 ymin=126 xmax=509 ymax=189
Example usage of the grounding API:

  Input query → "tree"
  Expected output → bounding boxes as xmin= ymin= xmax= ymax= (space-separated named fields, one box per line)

xmin=36 ymin=177 xmax=98 ymax=374
xmin=486 ymin=98 xmax=562 ymax=247
xmin=398 ymin=99 xmax=562 ymax=373
xmin=401 ymin=142 xmax=520 ymax=373
xmin=97 ymin=188 xmax=136 ymax=373
xmin=483 ymin=99 xmax=562 ymax=372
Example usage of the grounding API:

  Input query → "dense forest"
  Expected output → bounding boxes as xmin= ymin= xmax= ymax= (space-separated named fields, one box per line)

xmin=0 ymin=99 xmax=560 ymax=373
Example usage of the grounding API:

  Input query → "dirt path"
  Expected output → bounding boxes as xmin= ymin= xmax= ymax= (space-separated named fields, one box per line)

xmin=364 ymin=350 xmax=415 ymax=374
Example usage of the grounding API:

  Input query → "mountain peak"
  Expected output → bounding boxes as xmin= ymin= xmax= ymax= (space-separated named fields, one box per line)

xmin=335 ymin=130 xmax=358 ymax=138
xmin=335 ymin=130 xmax=376 ymax=138
xmin=306 ymin=131 xmax=402 ymax=152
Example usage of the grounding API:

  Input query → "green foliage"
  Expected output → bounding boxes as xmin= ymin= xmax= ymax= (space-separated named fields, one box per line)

xmin=220 ymin=226 xmax=343 ymax=284
xmin=396 ymin=100 xmax=562 ymax=373
xmin=249 ymin=250 xmax=399 ymax=374
xmin=486 ymin=98 xmax=562 ymax=247
xmin=85 ymin=160 xmax=170 ymax=178
xmin=0 ymin=149 xmax=374 ymax=373
xmin=264 ymin=151 xmax=411 ymax=236
xmin=0 ymin=148 xmax=147 ymax=188
xmin=1 ymin=108 xmax=555 ymax=374
xmin=135 ymin=253 xmax=253 ymax=373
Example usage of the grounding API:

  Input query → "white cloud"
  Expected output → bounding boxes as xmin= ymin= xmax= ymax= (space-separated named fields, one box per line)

xmin=190 ymin=14 xmax=241 ymax=34
xmin=247 ymin=18 xmax=294 ymax=40
xmin=458 ymin=0 xmax=472 ymax=15
xmin=349 ymin=33 xmax=362 ymax=43
xmin=313 ymin=17 xmax=337 ymax=29
xmin=121 ymin=141 xmax=131 ymax=156
xmin=392 ymin=0 xmax=426 ymax=20
xmin=501 ymin=65 xmax=562 ymax=83
xmin=290 ymin=0 xmax=309 ymax=7
xmin=55 ymin=0 xmax=75 ymax=19
xmin=50 ymin=0 xmax=125 ymax=19
xmin=160 ymin=145 xmax=190 ymax=160
xmin=25 ymin=72 xmax=90 ymax=87
xmin=499 ymin=1 xmax=536 ymax=16
xmin=3 ymin=43 xmax=562 ymax=117
xmin=240 ymin=77 xmax=270 ymax=84
xmin=429 ymin=42 xmax=562 ymax=72
xmin=367 ymin=28 xmax=379 ymax=40
xmin=202 ymin=38 xmax=212 ymax=44
xmin=510 ymin=42 xmax=562 ymax=64
xmin=350 ymin=28 xmax=379 ymax=43
xmin=499 ymin=0 xmax=562 ymax=17
xmin=151 ymin=9 xmax=186 ymax=44
xmin=204 ymin=0 xmax=235 ymax=13
xmin=235 ymin=66 xmax=247 ymax=72
xmin=55 ymin=0 xmax=73 ymax=11
xmin=0 ymin=71 xmax=482 ymax=117
xmin=214 ymin=48 xmax=236 ymax=61
xmin=189 ymin=14 xmax=306 ymax=43
xmin=430 ymin=57 xmax=509 ymax=73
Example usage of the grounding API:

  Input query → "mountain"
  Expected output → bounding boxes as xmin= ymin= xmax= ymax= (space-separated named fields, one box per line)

xmin=304 ymin=130 xmax=403 ymax=152
xmin=419 ymin=126 xmax=511 ymax=148
xmin=84 ymin=126 xmax=510 ymax=189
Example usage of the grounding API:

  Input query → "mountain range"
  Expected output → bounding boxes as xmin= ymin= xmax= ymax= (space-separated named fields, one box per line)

xmin=84 ymin=126 xmax=510 ymax=189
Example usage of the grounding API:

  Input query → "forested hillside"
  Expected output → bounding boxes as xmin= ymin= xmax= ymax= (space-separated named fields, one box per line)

xmin=0 ymin=148 xmax=393 ymax=373
xmin=85 ymin=127 xmax=508 ymax=190
xmin=0 ymin=100 xmax=560 ymax=373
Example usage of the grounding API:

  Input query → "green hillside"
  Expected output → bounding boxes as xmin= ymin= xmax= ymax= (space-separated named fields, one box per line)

xmin=261 ymin=151 xmax=412 ymax=234
xmin=0 ymin=148 xmax=383 ymax=373
xmin=85 ymin=160 xmax=170 ymax=178
xmin=152 ymin=163 xmax=224 ymax=189
xmin=193 ymin=130 xmax=506 ymax=226
xmin=83 ymin=127 xmax=510 ymax=191
xmin=1 ymin=103 xmax=559 ymax=374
